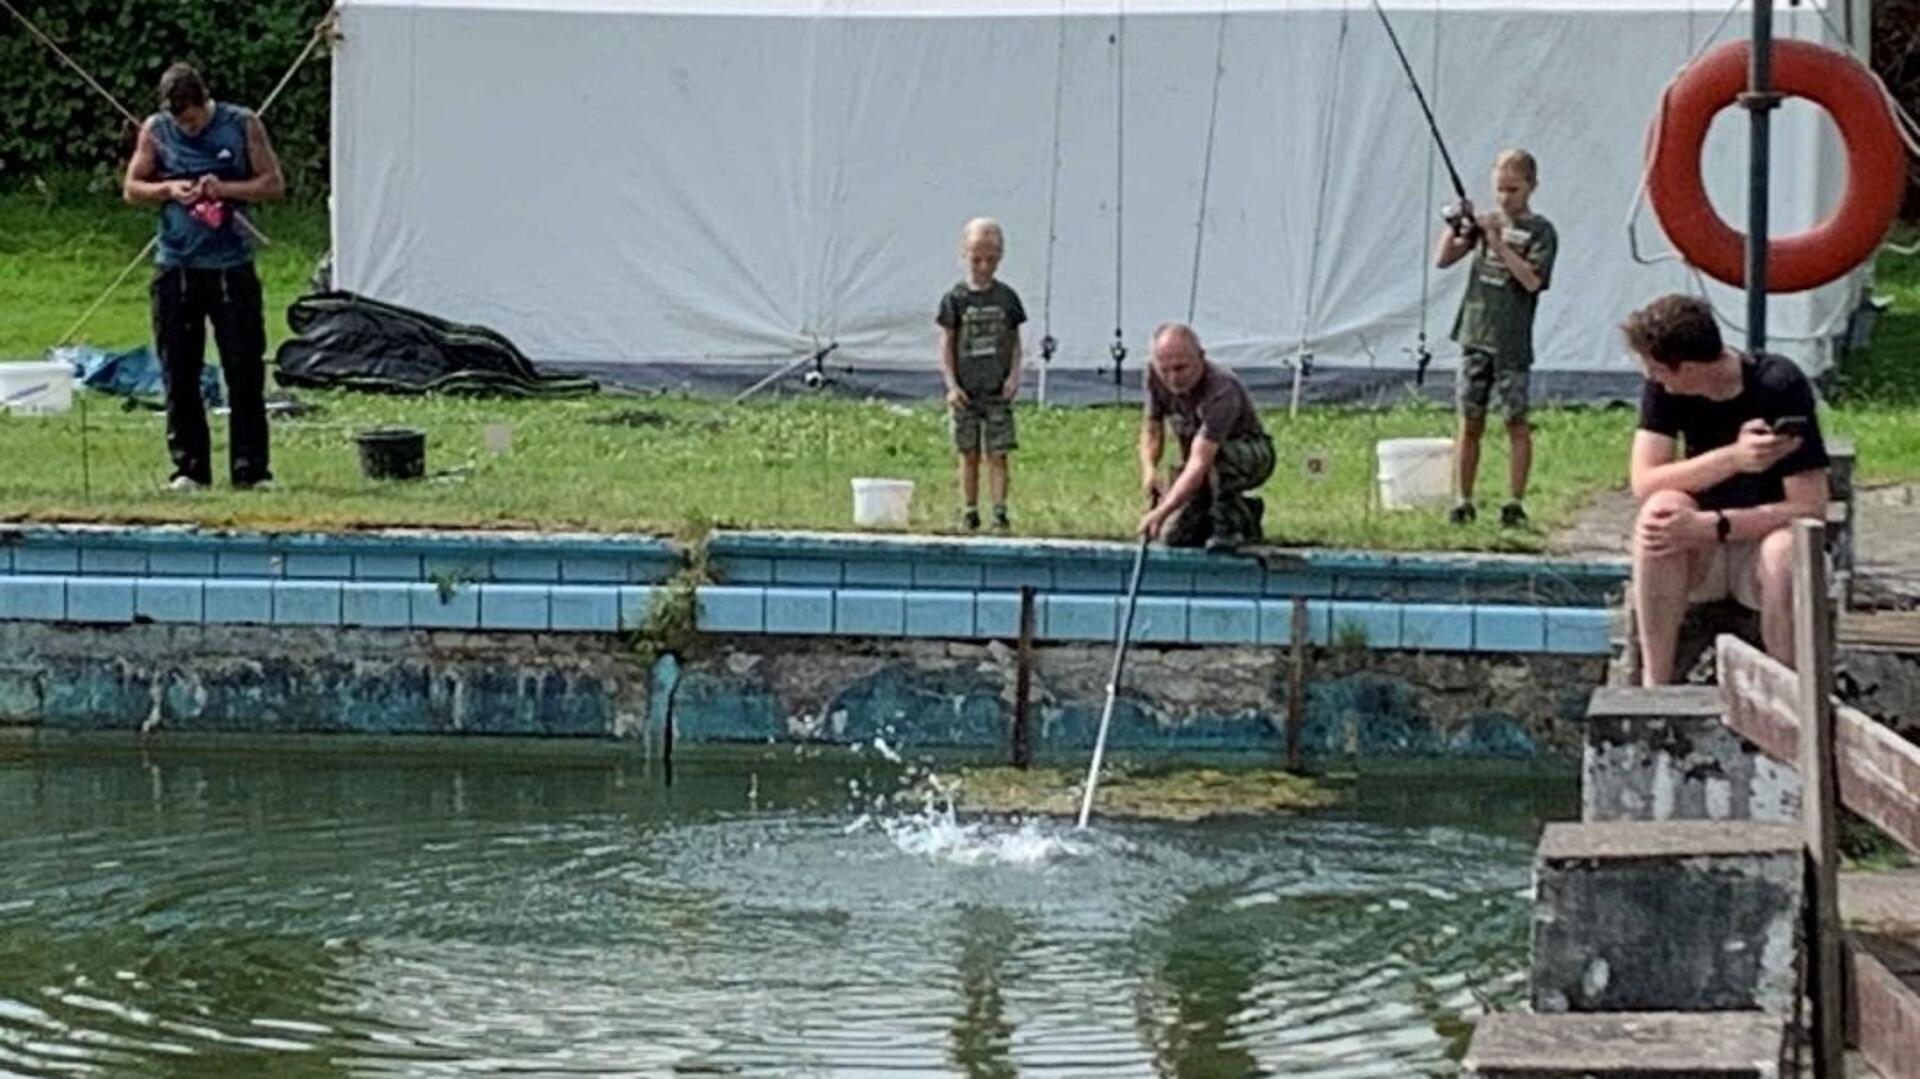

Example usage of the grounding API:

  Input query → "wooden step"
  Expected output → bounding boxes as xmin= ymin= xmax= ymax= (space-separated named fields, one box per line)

xmin=1839 ymin=610 xmax=1920 ymax=652
xmin=1843 ymin=869 xmax=1920 ymax=1079
xmin=1463 ymin=1011 xmax=1786 ymax=1077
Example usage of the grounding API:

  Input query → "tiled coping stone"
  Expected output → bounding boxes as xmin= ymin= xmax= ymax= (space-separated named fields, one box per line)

xmin=0 ymin=525 xmax=1628 ymax=655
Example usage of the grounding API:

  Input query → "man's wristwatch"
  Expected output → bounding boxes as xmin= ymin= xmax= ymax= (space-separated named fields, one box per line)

xmin=1714 ymin=509 xmax=1732 ymax=544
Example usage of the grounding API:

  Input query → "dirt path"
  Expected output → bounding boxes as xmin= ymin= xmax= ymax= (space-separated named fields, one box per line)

xmin=1548 ymin=483 xmax=1920 ymax=608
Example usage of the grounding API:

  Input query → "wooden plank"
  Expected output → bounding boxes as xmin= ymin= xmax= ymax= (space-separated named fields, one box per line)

xmin=1792 ymin=520 xmax=1843 ymax=1079
xmin=1012 ymin=586 xmax=1034 ymax=769
xmin=1847 ymin=935 xmax=1920 ymax=1079
xmin=1838 ymin=611 xmax=1920 ymax=652
xmin=1828 ymin=440 xmax=1856 ymax=611
xmin=1829 ymin=438 xmax=1856 ymax=503
xmin=1463 ymin=1012 xmax=1788 ymax=1074
xmin=1841 ymin=869 xmax=1920 ymax=939
xmin=1834 ymin=702 xmax=1920 ymax=856
xmin=1718 ymin=635 xmax=1800 ymax=762
xmin=1286 ymin=596 xmax=1306 ymax=774
xmin=1586 ymin=685 xmax=1722 ymax=720
xmin=1719 ymin=636 xmax=1920 ymax=856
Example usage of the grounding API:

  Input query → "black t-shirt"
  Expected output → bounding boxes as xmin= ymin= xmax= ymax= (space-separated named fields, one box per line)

xmin=1637 ymin=352 xmax=1830 ymax=511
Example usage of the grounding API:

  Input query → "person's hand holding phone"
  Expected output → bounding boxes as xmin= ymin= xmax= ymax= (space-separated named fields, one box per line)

xmin=1768 ymin=415 xmax=1809 ymax=439
xmin=1727 ymin=418 xmax=1797 ymax=474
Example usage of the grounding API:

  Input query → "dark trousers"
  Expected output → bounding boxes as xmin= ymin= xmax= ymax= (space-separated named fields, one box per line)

xmin=151 ymin=264 xmax=271 ymax=486
xmin=1163 ymin=433 xmax=1276 ymax=548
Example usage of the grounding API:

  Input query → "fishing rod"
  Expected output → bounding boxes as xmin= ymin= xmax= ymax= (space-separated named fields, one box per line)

xmin=1370 ymin=0 xmax=1475 ymax=240
xmin=1371 ymin=0 xmax=1470 ymax=387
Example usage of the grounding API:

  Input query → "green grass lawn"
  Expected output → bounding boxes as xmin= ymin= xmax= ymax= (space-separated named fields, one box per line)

xmin=0 ymin=178 xmax=329 ymax=357
xmin=2 ymin=186 xmax=1916 ymax=548
xmin=0 ymin=389 xmax=1639 ymax=548
xmin=1830 ymin=228 xmax=1920 ymax=492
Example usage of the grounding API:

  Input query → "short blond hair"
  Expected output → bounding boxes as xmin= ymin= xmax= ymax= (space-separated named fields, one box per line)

xmin=961 ymin=217 xmax=1005 ymax=250
xmin=1494 ymin=148 xmax=1538 ymax=186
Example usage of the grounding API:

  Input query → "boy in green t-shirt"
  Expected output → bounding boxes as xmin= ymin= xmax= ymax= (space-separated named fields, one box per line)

xmin=1435 ymin=148 xmax=1558 ymax=528
xmin=936 ymin=218 xmax=1026 ymax=531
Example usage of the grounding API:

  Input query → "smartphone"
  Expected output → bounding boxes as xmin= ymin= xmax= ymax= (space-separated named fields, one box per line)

xmin=1770 ymin=415 xmax=1809 ymax=438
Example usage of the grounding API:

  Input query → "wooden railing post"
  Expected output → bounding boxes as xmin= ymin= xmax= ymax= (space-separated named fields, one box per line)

xmin=1286 ymin=596 xmax=1307 ymax=773
xmin=1792 ymin=519 xmax=1843 ymax=1079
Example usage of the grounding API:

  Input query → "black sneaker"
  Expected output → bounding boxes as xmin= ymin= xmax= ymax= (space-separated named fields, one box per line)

xmin=1500 ymin=502 xmax=1528 ymax=528
xmin=961 ymin=507 xmax=981 ymax=532
xmin=1448 ymin=501 xmax=1476 ymax=526
xmin=991 ymin=505 xmax=1010 ymax=532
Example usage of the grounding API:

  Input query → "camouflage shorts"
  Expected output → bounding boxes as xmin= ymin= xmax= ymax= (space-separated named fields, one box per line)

xmin=1456 ymin=348 xmax=1532 ymax=422
xmin=950 ymin=395 xmax=1017 ymax=454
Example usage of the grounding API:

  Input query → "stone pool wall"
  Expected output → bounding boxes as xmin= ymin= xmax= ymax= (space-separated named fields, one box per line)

xmin=0 ymin=524 xmax=1622 ymax=759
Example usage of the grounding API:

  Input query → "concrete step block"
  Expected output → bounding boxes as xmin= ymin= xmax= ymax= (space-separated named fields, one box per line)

xmin=1583 ymin=687 xmax=1800 ymax=824
xmin=1532 ymin=821 xmax=1802 ymax=1014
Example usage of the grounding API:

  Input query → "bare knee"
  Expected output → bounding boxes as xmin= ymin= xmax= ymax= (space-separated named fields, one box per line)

xmin=1635 ymin=489 xmax=1697 ymax=527
xmin=1459 ymin=417 xmax=1486 ymax=440
xmin=1507 ymin=419 xmax=1531 ymax=440
xmin=1633 ymin=490 xmax=1701 ymax=566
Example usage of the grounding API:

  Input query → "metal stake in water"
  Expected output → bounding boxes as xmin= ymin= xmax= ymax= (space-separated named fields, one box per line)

xmin=1076 ymin=534 xmax=1152 ymax=829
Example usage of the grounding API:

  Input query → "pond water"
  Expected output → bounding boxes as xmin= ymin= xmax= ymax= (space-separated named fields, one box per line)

xmin=0 ymin=737 xmax=1574 ymax=1077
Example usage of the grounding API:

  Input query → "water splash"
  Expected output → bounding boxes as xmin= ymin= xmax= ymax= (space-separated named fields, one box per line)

xmin=875 ymin=800 xmax=1091 ymax=867
xmin=854 ymin=738 xmax=1095 ymax=866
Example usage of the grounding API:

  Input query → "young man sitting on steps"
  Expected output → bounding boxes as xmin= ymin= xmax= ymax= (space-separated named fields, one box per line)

xmin=1623 ymin=294 xmax=1830 ymax=685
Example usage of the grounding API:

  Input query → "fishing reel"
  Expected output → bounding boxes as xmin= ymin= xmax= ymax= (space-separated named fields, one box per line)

xmin=806 ymin=341 xmax=841 ymax=391
xmin=733 ymin=340 xmax=844 ymax=403
xmin=1404 ymin=338 xmax=1434 ymax=388
xmin=1041 ymin=334 xmax=1058 ymax=364
xmin=1109 ymin=334 xmax=1127 ymax=387
xmin=1442 ymin=199 xmax=1482 ymax=241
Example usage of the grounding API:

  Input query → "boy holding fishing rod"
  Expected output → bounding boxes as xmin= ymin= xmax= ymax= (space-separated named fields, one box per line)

xmin=1435 ymin=149 xmax=1558 ymax=529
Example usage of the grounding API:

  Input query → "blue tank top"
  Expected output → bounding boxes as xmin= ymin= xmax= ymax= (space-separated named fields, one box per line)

xmin=149 ymin=102 xmax=255 ymax=270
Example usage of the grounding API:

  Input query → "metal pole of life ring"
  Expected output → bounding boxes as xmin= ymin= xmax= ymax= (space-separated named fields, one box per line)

xmin=1741 ymin=0 xmax=1783 ymax=352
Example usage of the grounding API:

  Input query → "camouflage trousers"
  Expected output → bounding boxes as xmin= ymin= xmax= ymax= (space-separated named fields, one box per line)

xmin=1456 ymin=347 xmax=1532 ymax=422
xmin=1162 ymin=433 xmax=1276 ymax=548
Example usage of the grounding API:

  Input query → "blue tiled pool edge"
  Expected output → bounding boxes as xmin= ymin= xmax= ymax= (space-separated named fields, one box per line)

xmin=0 ymin=524 xmax=1626 ymax=655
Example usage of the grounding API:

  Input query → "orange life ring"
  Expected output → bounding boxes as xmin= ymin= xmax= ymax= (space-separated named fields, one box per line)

xmin=1646 ymin=38 xmax=1904 ymax=293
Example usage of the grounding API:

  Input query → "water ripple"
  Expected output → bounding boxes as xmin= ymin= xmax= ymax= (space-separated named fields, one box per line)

xmin=0 ymin=747 xmax=1558 ymax=1077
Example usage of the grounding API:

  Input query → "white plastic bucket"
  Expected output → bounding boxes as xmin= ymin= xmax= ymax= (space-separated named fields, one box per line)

xmin=851 ymin=477 xmax=914 ymax=528
xmin=1375 ymin=437 xmax=1454 ymax=510
xmin=0 ymin=362 xmax=74 ymax=416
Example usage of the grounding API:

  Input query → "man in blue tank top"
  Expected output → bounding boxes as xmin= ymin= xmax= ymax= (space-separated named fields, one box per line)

xmin=122 ymin=63 xmax=285 ymax=490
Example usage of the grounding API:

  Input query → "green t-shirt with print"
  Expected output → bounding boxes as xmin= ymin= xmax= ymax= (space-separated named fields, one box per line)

xmin=1450 ymin=213 xmax=1557 ymax=365
xmin=937 ymin=280 xmax=1028 ymax=395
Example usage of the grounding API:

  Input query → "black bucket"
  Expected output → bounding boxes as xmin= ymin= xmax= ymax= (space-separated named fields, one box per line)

xmin=355 ymin=427 xmax=426 ymax=481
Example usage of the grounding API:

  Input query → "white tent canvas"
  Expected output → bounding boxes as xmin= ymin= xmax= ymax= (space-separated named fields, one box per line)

xmin=330 ymin=0 xmax=1868 ymax=398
